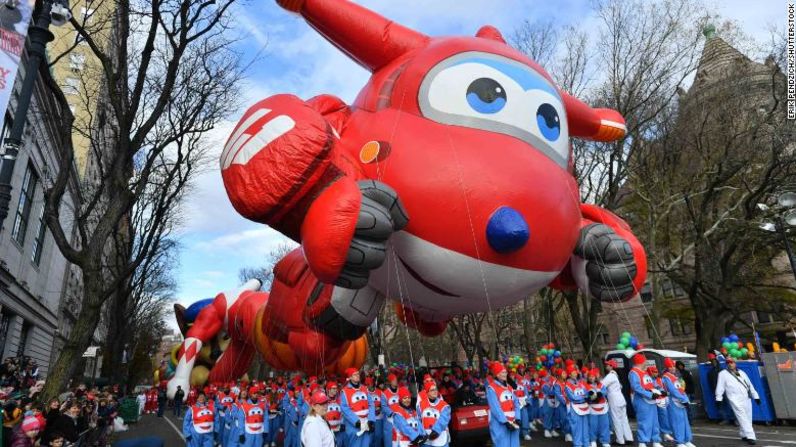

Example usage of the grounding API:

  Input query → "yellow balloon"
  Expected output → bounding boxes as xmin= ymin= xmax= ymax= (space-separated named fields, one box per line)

xmin=190 ymin=366 xmax=210 ymax=387
xmin=153 ymin=369 xmax=160 ymax=384
xmin=773 ymin=342 xmax=781 ymax=352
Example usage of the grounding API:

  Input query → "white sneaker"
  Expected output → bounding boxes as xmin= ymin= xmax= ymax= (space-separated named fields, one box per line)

xmin=686 ymin=443 xmax=697 ymax=447
xmin=664 ymin=434 xmax=675 ymax=442
xmin=565 ymin=433 xmax=573 ymax=442
xmin=590 ymin=442 xmax=597 ymax=447
xmin=524 ymin=434 xmax=532 ymax=441
xmin=545 ymin=430 xmax=552 ymax=438
xmin=676 ymin=444 xmax=686 ymax=447
xmin=271 ymin=443 xmax=276 ymax=447
xmin=652 ymin=443 xmax=665 ymax=447
xmin=552 ymin=430 xmax=560 ymax=437
xmin=638 ymin=444 xmax=648 ymax=447
xmin=603 ymin=444 xmax=612 ymax=447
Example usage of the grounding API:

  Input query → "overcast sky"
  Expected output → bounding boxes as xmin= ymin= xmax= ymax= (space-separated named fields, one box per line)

xmin=169 ymin=0 xmax=783 ymax=330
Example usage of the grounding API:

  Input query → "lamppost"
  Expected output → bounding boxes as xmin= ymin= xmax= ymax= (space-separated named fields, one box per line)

xmin=0 ymin=0 xmax=71 ymax=227
xmin=759 ymin=191 xmax=796 ymax=282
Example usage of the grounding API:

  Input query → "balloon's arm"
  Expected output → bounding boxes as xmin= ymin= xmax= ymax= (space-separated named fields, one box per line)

xmin=549 ymin=203 xmax=647 ymax=295
xmin=561 ymin=92 xmax=627 ymax=142
xmin=167 ymin=281 xmax=259 ymax=399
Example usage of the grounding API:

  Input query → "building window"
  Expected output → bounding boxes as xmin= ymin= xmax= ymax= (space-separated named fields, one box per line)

xmin=16 ymin=322 xmax=30 ymax=357
xmin=0 ymin=113 xmax=11 ymax=149
xmin=668 ymin=317 xmax=693 ymax=337
xmin=0 ymin=312 xmax=10 ymax=358
xmin=645 ymin=315 xmax=656 ymax=339
xmin=11 ymin=163 xmax=38 ymax=245
xmin=640 ymin=283 xmax=653 ymax=302
xmin=69 ymin=53 xmax=86 ymax=71
xmin=31 ymin=204 xmax=46 ymax=265
xmin=63 ymin=77 xmax=80 ymax=95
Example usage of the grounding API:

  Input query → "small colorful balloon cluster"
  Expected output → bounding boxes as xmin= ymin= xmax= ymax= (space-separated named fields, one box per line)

xmin=616 ymin=331 xmax=644 ymax=351
xmin=505 ymin=355 xmax=525 ymax=372
xmin=534 ymin=343 xmax=562 ymax=370
xmin=720 ymin=333 xmax=755 ymax=359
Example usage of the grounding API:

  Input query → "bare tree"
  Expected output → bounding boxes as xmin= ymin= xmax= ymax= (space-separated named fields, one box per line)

xmin=630 ymin=45 xmax=794 ymax=356
xmin=39 ymin=0 xmax=246 ymax=400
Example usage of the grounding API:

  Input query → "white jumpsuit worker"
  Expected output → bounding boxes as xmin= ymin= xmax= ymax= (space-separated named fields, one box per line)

xmin=603 ymin=361 xmax=633 ymax=445
xmin=715 ymin=358 xmax=760 ymax=445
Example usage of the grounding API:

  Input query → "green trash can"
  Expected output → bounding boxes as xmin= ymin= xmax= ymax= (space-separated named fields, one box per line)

xmin=119 ymin=397 xmax=141 ymax=424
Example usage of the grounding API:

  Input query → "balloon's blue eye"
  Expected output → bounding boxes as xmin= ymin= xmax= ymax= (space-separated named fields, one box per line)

xmin=466 ymin=78 xmax=506 ymax=114
xmin=536 ymin=103 xmax=560 ymax=141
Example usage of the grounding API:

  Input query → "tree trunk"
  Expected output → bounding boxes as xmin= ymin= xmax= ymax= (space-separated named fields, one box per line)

xmin=694 ymin=303 xmax=730 ymax=358
xmin=41 ymin=274 xmax=106 ymax=401
xmin=564 ymin=290 xmax=602 ymax=361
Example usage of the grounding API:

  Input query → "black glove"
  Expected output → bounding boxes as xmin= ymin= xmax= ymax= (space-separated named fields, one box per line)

xmin=659 ymin=391 xmax=668 ymax=398
xmin=504 ymin=421 xmax=517 ymax=431
xmin=368 ymin=421 xmax=375 ymax=432
xmin=239 ymin=435 xmax=245 ymax=443
xmin=755 ymin=398 xmax=761 ymax=405
xmin=412 ymin=434 xmax=426 ymax=445
xmin=355 ymin=420 xmax=361 ymax=429
xmin=596 ymin=391 xmax=603 ymax=399
xmin=429 ymin=430 xmax=440 ymax=440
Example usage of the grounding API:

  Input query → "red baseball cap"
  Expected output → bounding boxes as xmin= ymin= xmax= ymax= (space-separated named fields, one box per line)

xmin=387 ymin=373 xmax=397 ymax=383
xmin=345 ymin=368 xmax=359 ymax=379
xmin=398 ymin=387 xmax=411 ymax=400
xmin=632 ymin=353 xmax=646 ymax=365
xmin=663 ymin=358 xmax=675 ymax=369
xmin=604 ymin=359 xmax=618 ymax=369
xmin=309 ymin=390 xmax=329 ymax=405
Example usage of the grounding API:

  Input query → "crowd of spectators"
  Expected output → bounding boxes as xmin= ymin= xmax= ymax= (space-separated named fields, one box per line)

xmin=0 ymin=356 xmax=122 ymax=447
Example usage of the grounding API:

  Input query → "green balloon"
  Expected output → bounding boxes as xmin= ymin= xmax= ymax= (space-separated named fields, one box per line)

xmin=616 ymin=343 xmax=626 ymax=350
xmin=620 ymin=337 xmax=630 ymax=345
xmin=621 ymin=332 xmax=632 ymax=339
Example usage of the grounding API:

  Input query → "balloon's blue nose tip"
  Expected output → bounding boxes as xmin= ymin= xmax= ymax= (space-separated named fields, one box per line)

xmin=486 ymin=207 xmax=530 ymax=253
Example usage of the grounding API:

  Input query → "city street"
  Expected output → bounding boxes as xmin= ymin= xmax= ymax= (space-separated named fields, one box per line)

xmin=117 ymin=413 xmax=796 ymax=447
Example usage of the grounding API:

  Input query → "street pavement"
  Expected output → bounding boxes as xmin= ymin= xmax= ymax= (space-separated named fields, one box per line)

xmin=116 ymin=413 xmax=796 ymax=446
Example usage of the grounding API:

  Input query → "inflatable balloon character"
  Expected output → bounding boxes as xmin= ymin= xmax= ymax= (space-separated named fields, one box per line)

xmin=169 ymin=0 xmax=648 ymax=398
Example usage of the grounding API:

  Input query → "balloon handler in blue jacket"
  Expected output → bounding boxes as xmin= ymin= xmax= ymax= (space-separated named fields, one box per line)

xmin=182 ymin=391 xmax=215 ymax=447
xmin=486 ymin=362 xmax=521 ymax=447
xmin=340 ymin=368 xmax=376 ymax=447
xmin=629 ymin=353 xmax=663 ymax=447
xmin=229 ymin=387 xmax=269 ymax=447
xmin=663 ymin=358 xmax=696 ymax=447
xmin=281 ymin=385 xmax=304 ymax=447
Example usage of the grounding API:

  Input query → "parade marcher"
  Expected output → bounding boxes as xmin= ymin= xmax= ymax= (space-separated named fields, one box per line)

xmin=230 ymin=387 xmax=268 ymax=447
xmin=586 ymin=369 xmax=610 ymax=447
xmin=215 ymin=388 xmax=236 ymax=447
xmin=564 ymin=366 xmax=590 ymax=447
xmin=628 ymin=353 xmax=663 ymax=447
xmin=300 ymin=390 xmax=335 ymax=447
xmin=187 ymin=387 xmax=198 ymax=407
xmin=182 ymin=391 xmax=215 ymax=447
xmin=716 ymin=357 xmax=760 ymax=445
xmin=417 ymin=381 xmax=451 ymax=447
xmin=174 ymin=386 xmax=186 ymax=417
xmin=263 ymin=385 xmax=280 ymax=447
xmin=707 ymin=353 xmax=735 ymax=425
xmin=136 ymin=391 xmax=146 ymax=416
xmin=157 ymin=385 xmax=168 ymax=418
xmin=676 ymin=361 xmax=695 ymax=422
xmin=381 ymin=374 xmax=400 ymax=447
xmin=528 ymin=370 xmax=542 ymax=431
xmin=486 ymin=362 xmax=520 ymax=447
xmin=541 ymin=369 xmax=559 ymax=438
xmin=649 ymin=366 xmax=674 ymax=442
xmin=325 ymin=382 xmax=346 ymax=447
xmin=340 ymin=368 xmax=375 ymax=447
xmin=392 ymin=387 xmax=424 ymax=447
xmin=602 ymin=360 xmax=633 ymax=446
xmin=282 ymin=385 xmax=303 ymax=447
xmin=552 ymin=368 xmax=571 ymax=442
xmin=512 ymin=371 xmax=531 ymax=441
xmin=370 ymin=378 xmax=384 ymax=447
xmin=663 ymin=358 xmax=695 ymax=447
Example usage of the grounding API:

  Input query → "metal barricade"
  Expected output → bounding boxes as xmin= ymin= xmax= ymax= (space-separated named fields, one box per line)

xmin=761 ymin=352 xmax=796 ymax=420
